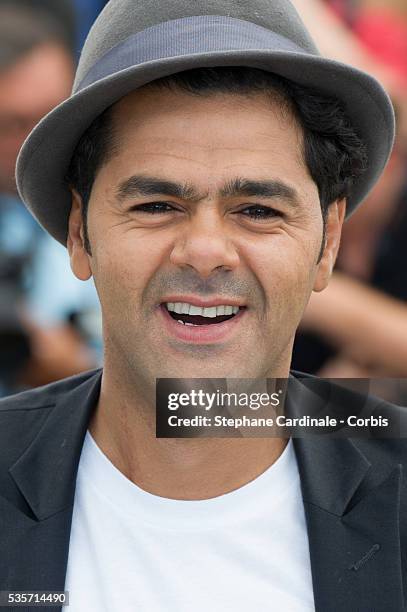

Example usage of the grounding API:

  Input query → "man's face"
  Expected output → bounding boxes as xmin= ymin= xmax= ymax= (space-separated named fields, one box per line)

xmin=69 ymin=87 xmax=344 ymax=385
xmin=0 ymin=43 xmax=73 ymax=193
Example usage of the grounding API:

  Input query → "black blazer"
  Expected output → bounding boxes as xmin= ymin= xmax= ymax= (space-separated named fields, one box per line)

xmin=0 ymin=369 xmax=406 ymax=612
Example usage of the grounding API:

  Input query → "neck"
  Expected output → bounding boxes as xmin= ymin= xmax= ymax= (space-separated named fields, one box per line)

xmin=89 ymin=368 xmax=288 ymax=500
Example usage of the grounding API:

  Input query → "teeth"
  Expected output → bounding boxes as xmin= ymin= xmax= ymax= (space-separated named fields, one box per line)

xmin=189 ymin=305 xmax=203 ymax=316
xmin=172 ymin=302 xmax=185 ymax=314
xmin=166 ymin=302 xmax=241 ymax=317
xmin=203 ymin=306 xmax=217 ymax=318
xmin=176 ymin=319 xmax=198 ymax=326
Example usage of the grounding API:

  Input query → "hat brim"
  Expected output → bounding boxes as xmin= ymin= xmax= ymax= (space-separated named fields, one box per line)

xmin=16 ymin=48 xmax=395 ymax=245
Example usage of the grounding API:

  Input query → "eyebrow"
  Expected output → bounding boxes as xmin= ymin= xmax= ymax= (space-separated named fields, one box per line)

xmin=116 ymin=174 xmax=300 ymax=207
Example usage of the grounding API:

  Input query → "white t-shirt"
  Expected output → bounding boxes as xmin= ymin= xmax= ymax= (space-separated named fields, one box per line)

xmin=64 ymin=432 xmax=315 ymax=612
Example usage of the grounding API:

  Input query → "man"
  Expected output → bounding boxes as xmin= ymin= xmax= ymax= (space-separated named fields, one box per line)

xmin=1 ymin=0 xmax=405 ymax=611
xmin=0 ymin=4 xmax=100 ymax=392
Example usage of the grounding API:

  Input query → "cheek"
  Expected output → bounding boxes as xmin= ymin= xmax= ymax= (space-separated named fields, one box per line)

xmin=241 ymin=231 xmax=320 ymax=322
xmin=90 ymin=232 xmax=167 ymax=316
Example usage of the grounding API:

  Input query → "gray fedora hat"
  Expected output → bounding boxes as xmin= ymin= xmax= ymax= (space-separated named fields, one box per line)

xmin=16 ymin=0 xmax=395 ymax=245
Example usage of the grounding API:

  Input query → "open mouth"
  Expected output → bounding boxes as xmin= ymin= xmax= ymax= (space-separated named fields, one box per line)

xmin=162 ymin=302 xmax=244 ymax=326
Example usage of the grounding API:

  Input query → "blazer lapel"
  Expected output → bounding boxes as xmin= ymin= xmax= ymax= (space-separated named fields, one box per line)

xmin=0 ymin=370 xmax=102 ymax=602
xmin=289 ymin=376 xmax=405 ymax=612
xmin=1 ymin=369 xmax=404 ymax=611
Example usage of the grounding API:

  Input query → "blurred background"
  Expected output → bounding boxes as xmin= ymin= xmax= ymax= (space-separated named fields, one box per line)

xmin=0 ymin=0 xmax=406 ymax=400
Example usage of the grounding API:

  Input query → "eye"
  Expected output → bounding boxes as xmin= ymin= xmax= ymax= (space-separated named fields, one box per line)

xmin=129 ymin=202 xmax=178 ymax=214
xmin=238 ymin=205 xmax=282 ymax=221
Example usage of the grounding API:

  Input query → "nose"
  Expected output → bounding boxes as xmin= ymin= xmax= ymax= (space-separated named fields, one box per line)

xmin=169 ymin=206 xmax=240 ymax=278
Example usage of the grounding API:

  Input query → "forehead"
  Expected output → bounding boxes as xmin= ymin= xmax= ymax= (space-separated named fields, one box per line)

xmin=111 ymin=84 xmax=301 ymax=139
xmin=100 ymin=85 xmax=309 ymax=194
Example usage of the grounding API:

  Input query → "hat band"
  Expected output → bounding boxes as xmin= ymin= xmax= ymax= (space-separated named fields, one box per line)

xmin=77 ymin=15 xmax=312 ymax=91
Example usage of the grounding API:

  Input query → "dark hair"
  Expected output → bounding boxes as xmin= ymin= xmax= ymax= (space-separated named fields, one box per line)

xmin=66 ymin=66 xmax=368 ymax=254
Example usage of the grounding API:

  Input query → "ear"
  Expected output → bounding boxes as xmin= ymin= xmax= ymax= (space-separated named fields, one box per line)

xmin=67 ymin=189 xmax=92 ymax=281
xmin=313 ymin=198 xmax=346 ymax=292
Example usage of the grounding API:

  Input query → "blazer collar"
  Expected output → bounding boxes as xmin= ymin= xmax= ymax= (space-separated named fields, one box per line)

xmin=9 ymin=369 xmax=102 ymax=521
xmin=10 ymin=369 xmax=381 ymax=520
xmin=295 ymin=437 xmax=404 ymax=611
xmin=289 ymin=375 xmax=405 ymax=611
xmin=6 ymin=369 xmax=405 ymax=610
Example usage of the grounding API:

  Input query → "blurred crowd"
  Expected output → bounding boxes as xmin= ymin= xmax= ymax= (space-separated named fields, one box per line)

xmin=0 ymin=0 xmax=406 ymax=398
xmin=0 ymin=0 xmax=108 ymax=395
xmin=291 ymin=0 xmax=407 ymax=400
